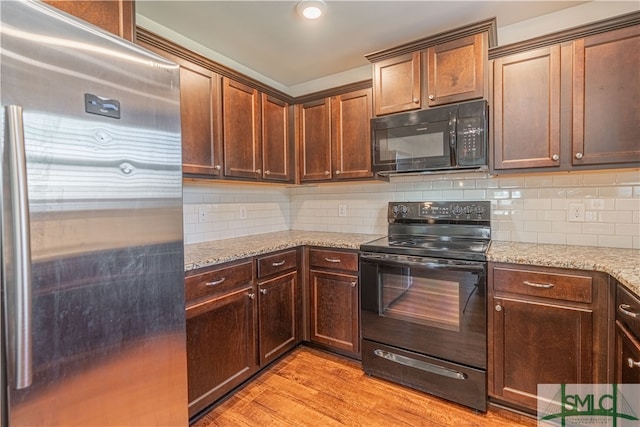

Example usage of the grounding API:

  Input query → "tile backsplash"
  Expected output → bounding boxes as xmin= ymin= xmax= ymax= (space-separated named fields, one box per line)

xmin=184 ymin=169 xmax=640 ymax=249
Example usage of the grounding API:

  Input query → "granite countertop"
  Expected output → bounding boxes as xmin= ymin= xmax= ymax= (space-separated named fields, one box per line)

xmin=184 ymin=230 xmax=383 ymax=272
xmin=488 ymin=241 xmax=640 ymax=296
xmin=184 ymin=231 xmax=640 ymax=297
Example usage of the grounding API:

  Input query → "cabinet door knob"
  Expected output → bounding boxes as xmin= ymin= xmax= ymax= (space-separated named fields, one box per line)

xmin=428 ymin=95 xmax=435 ymax=100
xmin=552 ymin=154 xmax=559 ymax=161
xmin=260 ymin=288 xmax=267 ymax=295
xmin=248 ymin=292 xmax=256 ymax=300
xmin=324 ymin=170 xmax=330 ymax=176
xmin=255 ymin=169 xmax=262 ymax=175
xmin=214 ymin=164 xmax=221 ymax=170
xmin=575 ymin=152 xmax=583 ymax=159
xmin=350 ymin=281 xmax=357 ymax=287
xmin=495 ymin=304 xmax=502 ymax=312
xmin=628 ymin=358 xmax=640 ymax=369
xmin=264 ymin=170 xmax=271 ymax=175
xmin=335 ymin=170 xmax=341 ymax=175
xmin=413 ymin=97 xmax=420 ymax=103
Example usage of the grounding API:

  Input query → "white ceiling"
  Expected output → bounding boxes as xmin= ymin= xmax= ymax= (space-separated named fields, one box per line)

xmin=136 ymin=1 xmax=621 ymax=90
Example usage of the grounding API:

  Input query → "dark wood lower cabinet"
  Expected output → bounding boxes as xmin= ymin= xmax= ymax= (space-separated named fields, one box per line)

xmin=309 ymin=269 xmax=360 ymax=357
xmin=258 ymin=271 xmax=299 ymax=366
xmin=186 ymin=284 xmax=257 ymax=417
xmin=615 ymin=283 xmax=640 ymax=383
xmin=488 ymin=262 xmax=611 ymax=413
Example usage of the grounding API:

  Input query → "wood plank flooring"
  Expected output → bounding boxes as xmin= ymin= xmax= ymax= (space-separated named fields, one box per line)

xmin=192 ymin=346 xmax=536 ymax=427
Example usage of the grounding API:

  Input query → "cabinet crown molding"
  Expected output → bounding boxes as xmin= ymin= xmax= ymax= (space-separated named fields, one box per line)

xmin=365 ymin=17 xmax=497 ymax=63
xmin=489 ymin=10 xmax=640 ymax=59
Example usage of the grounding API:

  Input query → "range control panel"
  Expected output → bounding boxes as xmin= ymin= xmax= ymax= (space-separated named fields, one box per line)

xmin=389 ymin=201 xmax=490 ymax=222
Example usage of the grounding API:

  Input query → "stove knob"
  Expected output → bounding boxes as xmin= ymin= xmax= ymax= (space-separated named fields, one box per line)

xmin=452 ymin=205 xmax=463 ymax=216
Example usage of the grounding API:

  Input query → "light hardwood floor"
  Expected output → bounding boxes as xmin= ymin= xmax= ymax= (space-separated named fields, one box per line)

xmin=192 ymin=346 xmax=536 ymax=427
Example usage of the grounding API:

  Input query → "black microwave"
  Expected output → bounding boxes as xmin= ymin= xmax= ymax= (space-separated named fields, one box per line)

xmin=371 ymin=100 xmax=488 ymax=174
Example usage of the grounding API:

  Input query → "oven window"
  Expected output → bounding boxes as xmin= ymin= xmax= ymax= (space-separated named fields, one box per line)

xmin=379 ymin=269 xmax=468 ymax=332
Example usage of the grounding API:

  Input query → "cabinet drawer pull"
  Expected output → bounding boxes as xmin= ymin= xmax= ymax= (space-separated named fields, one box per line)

xmin=205 ymin=277 xmax=226 ymax=286
xmin=260 ymin=288 xmax=268 ymax=295
xmin=627 ymin=358 xmax=640 ymax=369
xmin=523 ymin=280 xmax=554 ymax=289
xmin=619 ymin=303 xmax=639 ymax=318
xmin=271 ymin=260 xmax=286 ymax=267
xmin=248 ymin=292 xmax=255 ymax=300
xmin=324 ymin=257 xmax=341 ymax=263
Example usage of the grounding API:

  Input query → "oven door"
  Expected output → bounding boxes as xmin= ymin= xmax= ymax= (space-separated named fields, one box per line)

xmin=360 ymin=252 xmax=486 ymax=369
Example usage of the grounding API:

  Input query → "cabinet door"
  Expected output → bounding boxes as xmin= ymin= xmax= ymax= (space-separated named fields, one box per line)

xmin=297 ymin=98 xmax=332 ymax=182
xmin=492 ymin=46 xmax=561 ymax=170
xmin=223 ymin=78 xmax=262 ymax=179
xmin=426 ymin=33 xmax=485 ymax=107
xmin=180 ymin=65 xmax=223 ymax=176
xmin=572 ymin=25 xmax=640 ymax=166
xmin=136 ymin=41 xmax=223 ymax=177
xmin=372 ymin=52 xmax=421 ymax=116
xmin=44 ymin=0 xmax=135 ymax=41
xmin=331 ymin=89 xmax=373 ymax=180
xmin=490 ymin=297 xmax=593 ymax=411
xmin=616 ymin=321 xmax=640 ymax=384
xmin=185 ymin=286 xmax=257 ymax=417
xmin=258 ymin=271 xmax=298 ymax=366
xmin=261 ymin=94 xmax=291 ymax=182
xmin=309 ymin=270 xmax=359 ymax=357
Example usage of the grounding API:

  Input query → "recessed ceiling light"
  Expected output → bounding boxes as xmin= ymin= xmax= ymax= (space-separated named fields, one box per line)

xmin=297 ymin=0 xmax=326 ymax=20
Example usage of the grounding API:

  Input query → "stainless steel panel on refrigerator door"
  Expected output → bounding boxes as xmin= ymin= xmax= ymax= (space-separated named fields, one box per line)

xmin=1 ymin=1 xmax=188 ymax=425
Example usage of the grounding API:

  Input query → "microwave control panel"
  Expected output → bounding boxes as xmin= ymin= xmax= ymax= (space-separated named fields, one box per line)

xmin=456 ymin=116 xmax=486 ymax=167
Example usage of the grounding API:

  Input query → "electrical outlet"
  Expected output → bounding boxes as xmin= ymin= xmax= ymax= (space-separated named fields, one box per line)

xmin=198 ymin=207 xmax=207 ymax=223
xmin=239 ymin=206 xmax=247 ymax=220
xmin=568 ymin=203 xmax=585 ymax=222
xmin=338 ymin=204 xmax=347 ymax=217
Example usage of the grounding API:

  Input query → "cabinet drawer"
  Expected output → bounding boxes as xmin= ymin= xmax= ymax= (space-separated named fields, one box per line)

xmin=493 ymin=266 xmax=592 ymax=304
xmin=185 ymin=261 xmax=254 ymax=303
xmin=257 ymin=249 xmax=298 ymax=279
xmin=617 ymin=285 xmax=640 ymax=338
xmin=309 ymin=249 xmax=358 ymax=272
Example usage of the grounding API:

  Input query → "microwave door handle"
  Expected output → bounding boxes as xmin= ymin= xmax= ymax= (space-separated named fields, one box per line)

xmin=449 ymin=112 xmax=457 ymax=161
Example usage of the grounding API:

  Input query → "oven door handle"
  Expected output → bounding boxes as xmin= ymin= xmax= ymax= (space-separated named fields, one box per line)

xmin=360 ymin=252 xmax=485 ymax=272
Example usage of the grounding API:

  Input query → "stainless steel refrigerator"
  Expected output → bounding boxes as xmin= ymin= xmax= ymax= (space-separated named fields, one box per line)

xmin=0 ymin=1 xmax=188 ymax=425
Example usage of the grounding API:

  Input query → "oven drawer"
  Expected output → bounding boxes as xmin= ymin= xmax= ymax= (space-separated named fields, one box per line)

xmin=492 ymin=265 xmax=592 ymax=304
xmin=309 ymin=248 xmax=358 ymax=272
xmin=362 ymin=340 xmax=487 ymax=412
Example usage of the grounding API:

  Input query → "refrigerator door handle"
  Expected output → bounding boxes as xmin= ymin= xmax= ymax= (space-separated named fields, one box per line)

xmin=5 ymin=105 xmax=33 ymax=389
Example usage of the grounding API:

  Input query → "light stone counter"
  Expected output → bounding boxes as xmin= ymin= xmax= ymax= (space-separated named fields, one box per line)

xmin=184 ymin=230 xmax=383 ymax=272
xmin=488 ymin=241 xmax=640 ymax=296
xmin=185 ymin=232 xmax=640 ymax=297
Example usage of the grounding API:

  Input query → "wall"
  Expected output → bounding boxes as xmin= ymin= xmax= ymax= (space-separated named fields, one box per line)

xmin=184 ymin=169 xmax=640 ymax=249
xmin=183 ymin=181 xmax=290 ymax=244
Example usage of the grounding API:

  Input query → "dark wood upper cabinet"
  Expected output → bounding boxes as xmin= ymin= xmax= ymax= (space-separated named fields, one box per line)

xmin=572 ymin=25 xmax=640 ymax=166
xmin=492 ymin=45 xmax=561 ymax=170
xmin=331 ymin=88 xmax=373 ymax=180
xmin=261 ymin=94 xmax=292 ymax=182
xmin=372 ymin=52 xmax=421 ymax=116
xmin=425 ymin=33 xmax=486 ymax=107
xmin=223 ymin=78 xmax=262 ymax=179
xmin=135 ymin=37 xmax=223 ymax=177
xmin=297 ymin=88 xmax=373 ymax=183
xmin=297 ymin=98 xmax=332 ymax=182
xmin=367 ymin=19 xmax=495 ymax=116
xmin=44 ymin=0 xmax=135 ymax=41
xmin=490 ymin=16 xmax=639 ymax=173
